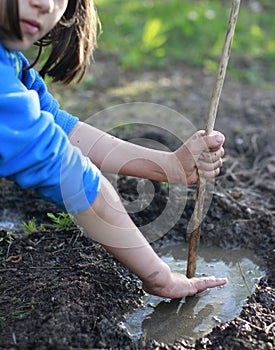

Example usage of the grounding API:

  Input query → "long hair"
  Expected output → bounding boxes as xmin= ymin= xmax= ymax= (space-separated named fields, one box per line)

xmin=0 ymin=0 xmax=22 ymax=40
xmin=0 ymin=0 xmax=99 ymax=85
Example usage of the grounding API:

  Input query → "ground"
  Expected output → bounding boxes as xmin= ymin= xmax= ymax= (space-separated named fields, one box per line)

xmin=0 ymin=52 xmax=274 ymax=349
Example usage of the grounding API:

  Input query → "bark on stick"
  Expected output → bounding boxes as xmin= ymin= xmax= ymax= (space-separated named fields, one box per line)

xmin=186 ymin=0 xmax=241 ymax=279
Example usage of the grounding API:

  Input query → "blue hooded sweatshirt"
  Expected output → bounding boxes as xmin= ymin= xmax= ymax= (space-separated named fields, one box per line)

xmin=0 ymin=42 xmax=101 ymax=214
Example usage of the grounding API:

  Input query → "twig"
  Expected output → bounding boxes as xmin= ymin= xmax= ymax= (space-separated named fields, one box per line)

xmin=29 ymin=266 xmax=72 ymax=270
xmin=235 ymin=317 xmax=264 ymax=333
xmin=265 ymin=322 xmax=275 ymax=335
xmin=0 ymin=268 xmax=18 ymax=272
xmin=238 ymin=262 xmax=255 ymax=299
xmin=215 ymin=182 xmax=249 ymax=213
xmin=187 ymin=0 xmax=241 ymax=278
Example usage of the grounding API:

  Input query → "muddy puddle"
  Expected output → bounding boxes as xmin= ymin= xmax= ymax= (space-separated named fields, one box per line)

xmin=125 ymin=243 xmax=265 ymax=344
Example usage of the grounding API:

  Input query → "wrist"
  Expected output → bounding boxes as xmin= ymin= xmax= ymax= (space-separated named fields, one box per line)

xmin=165 ymin=151 xmax=187 ymax=184
xmin=141 ymin=260 xmax=173 ymax=296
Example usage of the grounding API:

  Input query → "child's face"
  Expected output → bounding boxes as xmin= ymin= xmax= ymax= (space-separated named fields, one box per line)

xmin=1 ymin=0 xmax=69 ymax=51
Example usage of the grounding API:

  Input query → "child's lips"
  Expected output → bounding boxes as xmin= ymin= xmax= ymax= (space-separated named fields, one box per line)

xmin=20 ymin=19 xmax=41 ymax=35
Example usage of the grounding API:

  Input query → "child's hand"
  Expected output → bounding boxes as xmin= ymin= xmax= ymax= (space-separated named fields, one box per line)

xmin=174 ymin=130 xmax=225 ymax=185
xmin=142 ymin=271 xmax=227 ymax=299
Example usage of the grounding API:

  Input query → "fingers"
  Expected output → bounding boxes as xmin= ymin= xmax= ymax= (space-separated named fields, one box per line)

xmin=143 ymin=273 xmax=228 ymax=298
xmin=194 ymin=131 xmax=224 ymax=178
xmin=198 ymin=166 xmax=220 ymax=179
xmin=188 ymin=276 xmax=228 ymax=296
xmin=196 ymin=148 xmax=223 ymax=178
xmin=197 ymin=156 xmax=223 ymax=178
xmin=199 ymin=147 xmax=224 ymax=163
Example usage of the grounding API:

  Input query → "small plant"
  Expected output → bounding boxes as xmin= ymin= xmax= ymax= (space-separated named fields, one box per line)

xmin=22 ymin=218 xmax=39 ymax=235
xmin=12 ymin=303 xmax=36 ymax=320
xmin=0 ymin=302 xmax=38 ymax=334
xmin=0 ymin=230 xmax=14 ymax=245
xmin=47 ymin=212 xmax=76 ymax=232
xmin=22 ymin=213 xmax=81 ymax=236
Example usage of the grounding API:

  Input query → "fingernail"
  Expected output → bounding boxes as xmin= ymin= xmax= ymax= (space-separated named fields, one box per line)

xmin=215 ymin=135 xmax=223 ymax=143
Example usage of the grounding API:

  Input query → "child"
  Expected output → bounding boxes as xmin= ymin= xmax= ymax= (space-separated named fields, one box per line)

xmin=0 ymin=0 xmax=227 ymax=298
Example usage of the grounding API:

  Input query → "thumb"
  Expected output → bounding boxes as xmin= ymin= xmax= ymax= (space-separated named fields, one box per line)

xmin=203 ymin=132 xmax=225 ymax=151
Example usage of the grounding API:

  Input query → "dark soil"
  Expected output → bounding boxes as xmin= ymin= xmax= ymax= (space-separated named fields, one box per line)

xmin=0 ymin=51 xmax=274 ymax=349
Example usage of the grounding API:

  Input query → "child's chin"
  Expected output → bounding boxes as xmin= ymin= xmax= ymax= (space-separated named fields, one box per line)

xmin=3 ymin=37 xmax=33 ymax=51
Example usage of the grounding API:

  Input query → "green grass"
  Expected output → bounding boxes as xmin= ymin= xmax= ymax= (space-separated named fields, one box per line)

xmin=0 ymin=302 xmax=38 ymax=333
xmin=94 ymin=0 xmax=275 ymax=83
xmin=22 ymin=213 xmax=78 ymax=235
xmin=46 ymin=212 xmax=76 ymax=232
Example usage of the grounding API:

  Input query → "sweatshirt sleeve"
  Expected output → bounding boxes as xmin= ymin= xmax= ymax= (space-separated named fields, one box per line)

xmin=0 ymin=51 xmax=101 ymax=214
xmin=18 ymin=51 xmax=79 ymax=135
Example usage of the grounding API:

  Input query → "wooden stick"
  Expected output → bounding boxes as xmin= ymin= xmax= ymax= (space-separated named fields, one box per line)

xmin=186 ymin=0 xmax=241 ymax=278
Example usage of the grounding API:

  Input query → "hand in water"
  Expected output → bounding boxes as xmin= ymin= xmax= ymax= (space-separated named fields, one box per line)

xmin=143 ymin=271 xmax=227 ymax=299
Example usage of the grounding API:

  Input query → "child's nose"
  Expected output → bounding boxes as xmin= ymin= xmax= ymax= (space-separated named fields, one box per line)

xmin=29 ymin=0 xmax=54 ymax=14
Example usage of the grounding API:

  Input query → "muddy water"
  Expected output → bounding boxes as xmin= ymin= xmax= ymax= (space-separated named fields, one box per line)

xmin=125 ymin=243 xmax=264 ymax=343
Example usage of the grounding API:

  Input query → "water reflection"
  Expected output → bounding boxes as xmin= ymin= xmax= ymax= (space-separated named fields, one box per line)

xmin=142 ymin=296 xmax=215 ymax=342
xmin=125 ymin=243 xmax=264 ymax=343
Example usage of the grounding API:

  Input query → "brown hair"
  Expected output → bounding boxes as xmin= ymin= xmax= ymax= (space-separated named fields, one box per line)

xmin=0 ymin=0 xmax=99 ymax=85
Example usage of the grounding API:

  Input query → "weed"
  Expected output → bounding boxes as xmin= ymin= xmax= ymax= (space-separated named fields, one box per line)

xmin=22 ymin=213 xmax=78 ymax=234
xmin=47 ymin=212 xmax=76 ymax=232
xmin=12 ymin=303 xmax=36 ymax=320
xmin=0 ymin=302 xmax=38 ymax=334
xmin=22 ymin=218 xmax=40 ymax=235
xmin=0 ymin=230 xmax=14 ymax=245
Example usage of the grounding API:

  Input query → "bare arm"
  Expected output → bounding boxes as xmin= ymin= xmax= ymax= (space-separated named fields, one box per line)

xmin=69 ymin=121 xmax=225 ymax=185
xmin=70 ymin=123 xmax=227 ymax=297
xmin=75 ymin=175 xmax=227 ymax=298
xmin=69 ymin=121 xmax=176 ymax=181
